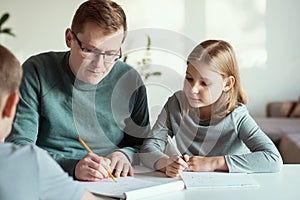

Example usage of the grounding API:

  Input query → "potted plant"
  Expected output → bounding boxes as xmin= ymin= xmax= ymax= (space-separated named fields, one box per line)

xmin=0 ymin=13 xmax=15 ymax=37
xmin=123 ymin=35 xmax=161 ymax=81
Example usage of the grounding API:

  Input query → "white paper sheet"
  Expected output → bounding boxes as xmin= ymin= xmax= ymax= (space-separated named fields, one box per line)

xmin=180 ymin=172 xmax=259 ymax=189
xmin=79 ymin=176 xmax=184 ymax=199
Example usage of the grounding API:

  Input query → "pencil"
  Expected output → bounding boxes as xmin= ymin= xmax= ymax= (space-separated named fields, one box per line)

xmin=77 ymin=136 xmax=117 ymax=182
xmin=167 ymin=135 xmax=189 ymax=169
xmin=167 ymin=135 xmax=182 ymax=156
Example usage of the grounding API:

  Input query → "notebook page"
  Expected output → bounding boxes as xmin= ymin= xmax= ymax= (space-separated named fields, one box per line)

xmin=180 ymin=172 xmax=259 ymax=189
xmin=79 ymin=176 xmax=184 ymax=199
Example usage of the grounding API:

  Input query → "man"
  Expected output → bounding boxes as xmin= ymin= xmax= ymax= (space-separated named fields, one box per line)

xmin=0 ymin=44 xmax=96 ymax=199
xmin=6 ymin=0 xmax=150 ymax=181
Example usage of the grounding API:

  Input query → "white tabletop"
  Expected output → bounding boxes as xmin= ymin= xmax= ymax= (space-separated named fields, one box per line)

xmin=95 ymin=164 xmax=300 ymax=200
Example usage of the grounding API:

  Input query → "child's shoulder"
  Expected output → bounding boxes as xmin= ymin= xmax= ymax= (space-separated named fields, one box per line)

xmin=229 ymin=103 xmax=250 ymax=118
xmin=167 ymin=90 xmax=186 ymax=106
xmin=0 ymin=143 xmax=43 ymax=159
xmin=163 ymin=90 xmax=189 ymax=114
xmin=235 ymin=103 xmax=248 ymax=110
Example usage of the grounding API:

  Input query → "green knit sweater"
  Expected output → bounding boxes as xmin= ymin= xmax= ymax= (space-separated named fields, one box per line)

xmin=6 ymin=51 xmax=150 ymax=176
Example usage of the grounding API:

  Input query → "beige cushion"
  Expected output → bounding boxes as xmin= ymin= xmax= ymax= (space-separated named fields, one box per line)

xmin=290 ymin=97 xmax=300 ymax=117
xmin=266 ymin=101 xmax=295 ymax=117
xmin=279 ymin=133 xmax=300 ymax=163
xmin=254 ymin=118 xmax=300 ymax=145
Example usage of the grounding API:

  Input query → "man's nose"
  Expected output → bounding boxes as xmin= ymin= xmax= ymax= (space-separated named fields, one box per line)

xmin=92 ymin=53 xmax=105 ymax=67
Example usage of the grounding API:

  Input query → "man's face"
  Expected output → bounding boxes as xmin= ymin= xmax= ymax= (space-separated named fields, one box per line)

xmin=67 ymin=22 xmax=124 ymax=85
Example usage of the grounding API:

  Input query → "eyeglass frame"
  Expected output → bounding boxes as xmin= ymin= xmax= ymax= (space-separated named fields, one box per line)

xmin=71 ymin=30 xmax=122 ymax=63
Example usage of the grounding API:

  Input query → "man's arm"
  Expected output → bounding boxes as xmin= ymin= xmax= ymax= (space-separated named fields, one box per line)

xmin=109 ymin=74 xmax=150 ymax=177
xmin=49 ymin=152 xmax=80 ymax=177
xmin=121 ymin=84 xmax=150 ymax=160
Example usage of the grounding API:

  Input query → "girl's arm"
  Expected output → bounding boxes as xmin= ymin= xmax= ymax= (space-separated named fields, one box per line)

xmin=225 ymin=110 xmax=283 ymax=173
xmin=140 ymin=93 xmax=187 ymax=174
xmin=187 ymin=155 xmax=228 ymax=172
xmin=140 ymin=107 xmax=171 ymax=169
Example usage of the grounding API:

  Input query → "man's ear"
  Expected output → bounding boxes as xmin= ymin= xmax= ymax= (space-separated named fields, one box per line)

xmin=223 ymin=76 xmax=235 ymax=92
xmin=65 ymin=28 xmax=73 ymax=48
xmin=3 ymin=93 xmax=19 ymax=118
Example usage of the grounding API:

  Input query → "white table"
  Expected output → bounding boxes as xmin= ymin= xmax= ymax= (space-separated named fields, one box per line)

xmin=95 ymin=164 xmax=300 ymax=200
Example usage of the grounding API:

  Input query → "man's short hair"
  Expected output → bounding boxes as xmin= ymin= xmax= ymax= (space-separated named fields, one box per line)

xmin=71 ymin=0 xmax=127 ymax=35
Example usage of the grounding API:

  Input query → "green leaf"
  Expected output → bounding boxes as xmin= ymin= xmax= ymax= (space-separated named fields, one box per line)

xmin=146 ymin=34 xmax=151 ymax=51
xmin=145 ymin=73 xmax=150 ymax=80
xmin=152 ymin=72 xmax=162 ymax=76
xmin=0 ymin=28 xmax=15 ymax=37
xmin=0 ymin=13 xmax=9 ymax=27
xmin=123 ymin=55 xmax=128 ymax=63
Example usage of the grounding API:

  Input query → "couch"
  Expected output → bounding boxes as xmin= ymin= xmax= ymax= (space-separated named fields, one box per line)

xmin=254 ymin=99 xmax=300 ymax=163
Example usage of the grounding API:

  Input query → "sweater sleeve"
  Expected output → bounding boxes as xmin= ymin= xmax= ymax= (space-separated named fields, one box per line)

xmin=47 ymin=151 xmax=80 ymax=177
xmin=140 ymin=104 xmax=171 ymax=169
xmin=118 ymin=71 xmax=150 ymax=164
xmin=6 ymin=55 xmax=80 ymax=177
xmin=225 ymin=109 xmax=283 ymax=173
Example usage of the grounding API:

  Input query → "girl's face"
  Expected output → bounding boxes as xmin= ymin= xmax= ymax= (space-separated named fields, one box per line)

xmin=183 ymin=62 xmax=225 ymax=108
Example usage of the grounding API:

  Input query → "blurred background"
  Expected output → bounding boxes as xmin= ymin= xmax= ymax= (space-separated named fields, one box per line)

xmin=1 ymin=0 xmax=300 ymax=125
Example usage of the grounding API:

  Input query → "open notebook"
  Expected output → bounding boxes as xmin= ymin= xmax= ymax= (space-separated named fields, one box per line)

xmin=79 ymin=176 xmax=185 ymax=199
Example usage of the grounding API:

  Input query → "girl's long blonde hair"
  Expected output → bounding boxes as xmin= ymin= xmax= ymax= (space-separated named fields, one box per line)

xmin=186 ymin=40 xmax=247 ymax=119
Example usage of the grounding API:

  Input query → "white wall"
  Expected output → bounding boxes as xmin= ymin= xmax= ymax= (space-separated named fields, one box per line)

xmin=1 ymin=0 xmax=300 ymax=120
xmin=0 ymin=0 xmax=84 ymax=61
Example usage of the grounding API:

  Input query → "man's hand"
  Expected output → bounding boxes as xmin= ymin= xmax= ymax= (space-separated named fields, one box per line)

xmin=106 ymin=151 xmax=134 ymax=178
xmin=75 ymin=153 xmax=111 ymax=181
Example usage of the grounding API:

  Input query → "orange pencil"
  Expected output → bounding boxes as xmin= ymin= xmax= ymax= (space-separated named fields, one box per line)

xmin=77 ymin=136 xmax=117 ymax=182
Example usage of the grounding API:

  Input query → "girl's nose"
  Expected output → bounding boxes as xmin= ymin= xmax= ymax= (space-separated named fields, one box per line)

xmin=191 ymin=84 xmax=200 ymax=94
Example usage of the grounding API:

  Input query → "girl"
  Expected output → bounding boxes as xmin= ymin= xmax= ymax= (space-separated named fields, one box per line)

xmin=140 ymin=40 xmax=282 ymax=178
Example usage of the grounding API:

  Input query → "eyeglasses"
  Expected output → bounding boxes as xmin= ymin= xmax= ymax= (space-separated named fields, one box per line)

xmin=71 ymin=31 xmax=122 ymax=63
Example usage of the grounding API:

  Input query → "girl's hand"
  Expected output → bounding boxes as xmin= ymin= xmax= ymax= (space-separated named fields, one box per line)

xmin=187 ymin=156 xmax=228 ymax=172
xmin=165 ymin=155 xmax=189 ymax=178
